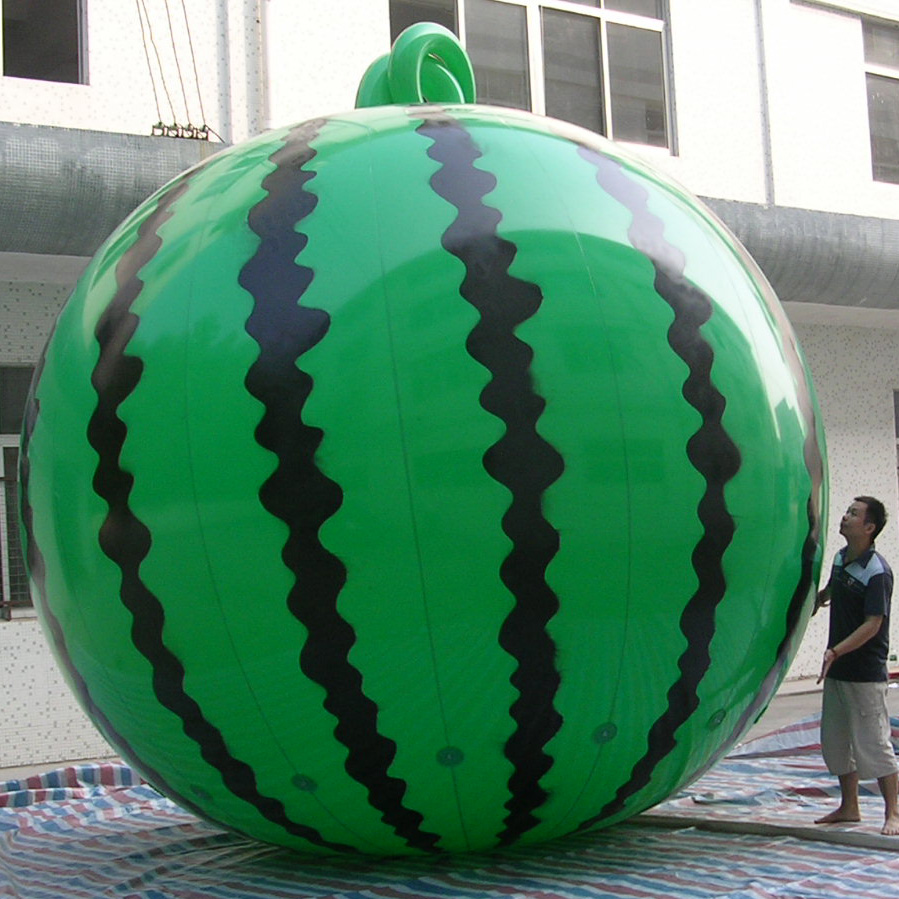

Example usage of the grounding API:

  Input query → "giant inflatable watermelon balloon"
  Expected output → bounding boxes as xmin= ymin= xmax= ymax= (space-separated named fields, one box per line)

xmin=20 ymin=24 xmax=827 ymax=855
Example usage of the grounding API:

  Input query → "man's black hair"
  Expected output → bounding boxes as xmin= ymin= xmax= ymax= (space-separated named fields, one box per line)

xmin=856 ymin=495 xmax=888 ymax=541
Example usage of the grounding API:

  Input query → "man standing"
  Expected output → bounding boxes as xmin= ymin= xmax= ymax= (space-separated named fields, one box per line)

xmin=814 ymin=495 xmax=898 ymax=835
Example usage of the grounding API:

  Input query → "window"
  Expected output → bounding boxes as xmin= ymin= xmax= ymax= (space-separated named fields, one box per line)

xmin=468 ymin=0 xmax=531 ymax=111
xmin=391 ymin=0 xmax=457 ymax=41
xmin=0 ymin=366 xmax=34 ymax=620
xmin=894 ymin=388 xmax=899 ymax=469
xmin=864 ymin=17 xmax=899 ymax=184
xmin=2 ymin=0 xmax=84 ymax=84
xmin=389 ymin=0 xmax=671 ymax=148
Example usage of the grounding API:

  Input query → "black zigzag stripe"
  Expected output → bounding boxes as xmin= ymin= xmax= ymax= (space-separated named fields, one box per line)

xmin=87 ymin=170 xmax=354 ymax=855
xmin=414 ymin=108 xmax=565 ymax=848
xmin=713 ymin=278 xmax=826 ymax=761
xmin=240 ymin=120 xmax=441 ymax=854
xmin=18 ymin=342 xmax=193 ymax=808
xmin=19 ymin=213 xmax=253 ymax=839
xmin=575 ymin=147 xmax=742 ymax=830
xmin=690 ymin=479 xmax=824 ymax=785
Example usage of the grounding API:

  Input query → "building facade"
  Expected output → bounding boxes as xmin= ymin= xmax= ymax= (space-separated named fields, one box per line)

xmin=1 ymin=0 xmax=898 ymax=767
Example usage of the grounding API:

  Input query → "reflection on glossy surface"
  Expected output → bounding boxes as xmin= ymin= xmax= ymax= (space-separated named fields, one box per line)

xmin=20 ymin=99 xmax=826 ymax=855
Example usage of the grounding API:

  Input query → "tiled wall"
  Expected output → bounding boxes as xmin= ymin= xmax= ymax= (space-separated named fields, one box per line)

xmin=0 ymin=277 xmax=113 ymax=766
xmin=0 ymin=620 xmax=114 ymax=767
xmin=787 ymin=321 xmax=899 ymax=680
xmin=0 ymin=0 xmax=389 ymax=145
xmin=1 ymin=1 xmax=898 ymax=219
xmin=0 ymin=281 xmax=69 ymax=364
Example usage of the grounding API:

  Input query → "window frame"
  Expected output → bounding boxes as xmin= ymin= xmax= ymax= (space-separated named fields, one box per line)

xmin=391 ymin=0 xmax=674 ymax=149
xmin=460 ymin=0 xmax=669 ymax=143
xmin=0 ymin=363 xmax=35 ymax=621
xmin=0 ymin=437 xmax=33 ymax=621
xmin=863 ymin=16 xmax=899 ymax=184
xmin=1 ymin=0 xmax=88 ymax=85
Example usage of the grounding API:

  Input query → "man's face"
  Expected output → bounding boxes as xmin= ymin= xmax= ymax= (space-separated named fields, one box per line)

xmin=839 ymin=500 xmax=874 ymax=543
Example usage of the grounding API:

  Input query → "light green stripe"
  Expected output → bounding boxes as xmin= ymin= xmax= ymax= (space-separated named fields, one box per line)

xmin=464 ymin=112 xmax=705 ymax=839
xmin=120 ymin=127 xmax=406 ymax=851
xmin=26 ymin=199 xmax=199 ymax=781
xmin=299 ymin=109 xmax=517 ymax=850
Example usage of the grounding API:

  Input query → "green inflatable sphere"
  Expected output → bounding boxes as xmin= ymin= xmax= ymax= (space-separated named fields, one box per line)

xmin=20 ymin=32 xmax=827 ymax=856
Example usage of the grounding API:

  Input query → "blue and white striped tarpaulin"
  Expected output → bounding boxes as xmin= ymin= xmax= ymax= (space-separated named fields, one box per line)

xmin=2 ymin=715 xmax=899 ymax=899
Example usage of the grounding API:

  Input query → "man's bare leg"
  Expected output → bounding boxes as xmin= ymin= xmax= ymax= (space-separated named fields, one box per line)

xmin=816 ymin=771 xmax=861 ymax=824
xmin=878 ymin=772 xmax=899 ymax=835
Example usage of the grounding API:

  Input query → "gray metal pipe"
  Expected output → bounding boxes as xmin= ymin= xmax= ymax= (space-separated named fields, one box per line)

xmin=705 ymin=198 xmax=899 ymax=311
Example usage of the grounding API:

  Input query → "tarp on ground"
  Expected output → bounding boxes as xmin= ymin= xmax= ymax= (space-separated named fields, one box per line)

xmin=2 ymin=714 xmax=899 ymax=899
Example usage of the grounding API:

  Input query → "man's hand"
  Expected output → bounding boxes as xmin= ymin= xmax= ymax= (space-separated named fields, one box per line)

xmin=817 ymin=647 xmax=837 ymax=683
xmin=812 ymin=588 xmax=830 ymax=616
xmin=817 ymin=615 xmax=882 ymax=683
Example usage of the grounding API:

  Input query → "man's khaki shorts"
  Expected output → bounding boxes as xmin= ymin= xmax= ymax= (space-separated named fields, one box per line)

xmin=821 ymin=678 xmax=899 ymax=782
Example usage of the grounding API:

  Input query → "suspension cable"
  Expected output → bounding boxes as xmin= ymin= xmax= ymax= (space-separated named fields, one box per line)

xmin=178 ymin=0 xmax=208 ymax=129
xmin=135 ymin=0 xmax=220 ymax=140
xmin=134 ymin=0 xmax=165 ymax=126
xmin=162 ymin=0 xmax=193 ymax=128
xmin=136 ymin=0 xmax=182 ymax=135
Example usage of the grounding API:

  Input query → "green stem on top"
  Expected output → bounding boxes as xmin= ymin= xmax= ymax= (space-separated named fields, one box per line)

xmin=356 ymin=22 xmax=476 ymax=109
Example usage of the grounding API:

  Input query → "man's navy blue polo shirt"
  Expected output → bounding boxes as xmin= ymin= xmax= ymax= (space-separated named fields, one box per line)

xmin=826 ymin=545 xmax=893 ymax=682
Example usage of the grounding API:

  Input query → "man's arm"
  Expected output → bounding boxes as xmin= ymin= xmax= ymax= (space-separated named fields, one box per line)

xmin=817 ymin=613 xmax=884 ymax=683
